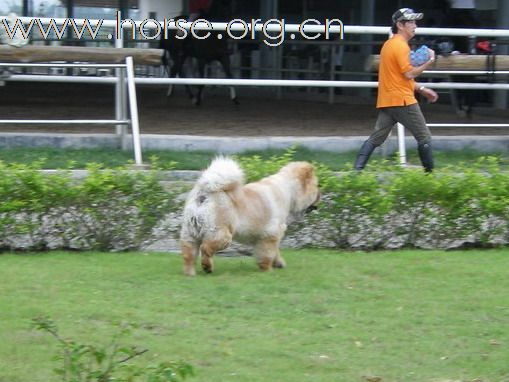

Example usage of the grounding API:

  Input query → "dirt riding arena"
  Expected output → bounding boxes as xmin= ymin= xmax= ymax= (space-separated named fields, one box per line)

xmin=0 ymin=82 xmax=508 ymax=137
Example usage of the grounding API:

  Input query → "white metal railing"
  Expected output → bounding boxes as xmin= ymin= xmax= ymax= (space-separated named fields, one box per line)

xmin=0 ymin=59 xmax=143 ymax=165
xmin=6 ymin=75 xmax=509 ymax=90
xmin=425 ymin=70 xmax=509 ymax=75
xmin=0 ymin=119 xmax=129 ymax=124
xmin=6 ymin=16 xmax=509 ymax=37
xmin=2 ymin=16 xmax=509 ymax=166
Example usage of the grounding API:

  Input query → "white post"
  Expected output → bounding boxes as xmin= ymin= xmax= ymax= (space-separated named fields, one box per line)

xmin=114 ymin=33 xmax=128 ymax=149
xmin=396 ymin=122 xmax=407 ymax=166
xmin=125 ymin=56 xmax=143 ymax=166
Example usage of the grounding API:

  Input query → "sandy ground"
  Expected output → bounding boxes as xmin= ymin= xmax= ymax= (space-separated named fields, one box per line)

xmin=0 ymin=82 xmax=508 ymax=137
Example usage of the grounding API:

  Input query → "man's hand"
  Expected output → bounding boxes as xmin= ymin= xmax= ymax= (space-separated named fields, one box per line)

xmin=419 ymin=86 xmax=439 ymax=103
xmin=427 ymin=48 xmax=436 ymax=63
xmin=404 ymin=48 xmax=436 ymax=79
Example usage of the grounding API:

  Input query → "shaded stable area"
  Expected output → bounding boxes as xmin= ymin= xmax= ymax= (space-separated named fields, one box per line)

xmin=0 ymin=82 xmax=509 ymax=137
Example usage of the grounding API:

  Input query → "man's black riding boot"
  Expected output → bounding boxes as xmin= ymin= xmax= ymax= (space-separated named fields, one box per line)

xmin=418 ymin=142 xmax=434 ymax=173
xmin=354 ymin=141 xmax=377 ymax=171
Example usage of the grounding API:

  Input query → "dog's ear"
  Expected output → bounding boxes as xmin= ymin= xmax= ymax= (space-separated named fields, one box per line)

xmin=296 ymin=163 xmax=315 ymax=191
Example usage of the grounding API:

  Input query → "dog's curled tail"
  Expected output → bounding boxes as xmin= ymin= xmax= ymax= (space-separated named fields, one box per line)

xmin=196 ymin=156 xmax=244 ymax=193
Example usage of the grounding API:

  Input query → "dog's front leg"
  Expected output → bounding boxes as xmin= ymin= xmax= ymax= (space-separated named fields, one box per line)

xmin=199 ymin=231 xmax=233 ymax=274
xmin=272 ymin=227 xmax=287 ymax=269
xmin=200 ymin=240 xmax=215 ymax=274
xmin=273 ymin=249 xmax=286 ymax=269
xmin=199 ymin=239 xmax=223 ymax=274
xmin=254 ymin=238 xmax=281 ymax=271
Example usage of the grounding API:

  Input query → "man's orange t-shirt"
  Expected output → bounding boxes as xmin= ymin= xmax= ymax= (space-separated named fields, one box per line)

xmin=376 ymin=34 xmax=417 ymax=108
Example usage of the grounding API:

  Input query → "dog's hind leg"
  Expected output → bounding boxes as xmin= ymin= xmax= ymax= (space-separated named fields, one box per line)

xmin=181 ymin=240 xmax=200 ymax=276
xmin=200 ymin=231 xmax=232 ymax=274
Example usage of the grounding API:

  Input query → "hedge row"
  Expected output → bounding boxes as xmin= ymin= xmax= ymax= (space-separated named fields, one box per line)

xmin=290 ymin=158 xmax=509 ymax=249
xmin=0 ymin=162 xmax=182 ymax=251
xmin=237 ymin=153 xmax=509 ymax=249
xmin=1 ymin=155 xmax=508 ymax=252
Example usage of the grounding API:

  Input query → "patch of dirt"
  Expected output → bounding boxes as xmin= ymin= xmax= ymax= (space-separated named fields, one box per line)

xmin=1 ymin=82 xmax=508 ymax=136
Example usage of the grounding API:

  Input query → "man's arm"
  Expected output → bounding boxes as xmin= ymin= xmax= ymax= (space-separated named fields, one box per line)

xmin=415 ymin=83 xmax=439 ymax=103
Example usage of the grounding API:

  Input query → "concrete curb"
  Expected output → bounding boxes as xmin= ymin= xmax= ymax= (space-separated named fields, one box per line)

xmin=1 ymin=132 xmax=509 ymax=153
xmin=40 ymin=169 xmax=200 ymax=181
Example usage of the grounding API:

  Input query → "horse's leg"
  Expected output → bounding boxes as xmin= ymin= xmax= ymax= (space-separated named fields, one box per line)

xmin=161 ymin=51 xmax=175 ymax=97
xmin=192 ymin=59 xmax=206 ymax=106
xmin=180 ymin=56 xmax=196 ymax=101
xmin=171 ymin=55 xmax=195 ymax=101
xmin=164 ymin=54 xmax=186 ymax=98
xmin=219 ymin=55 xmax=239 ymax=105
xmin=463 ymin=75 xmax=475 ymax=119
xmin=166 ymin=60 xmax=179 ymax=97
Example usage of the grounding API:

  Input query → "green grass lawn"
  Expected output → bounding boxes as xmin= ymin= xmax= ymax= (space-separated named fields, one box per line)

xmin=1 ymin=249 xmax=508 ymax=382
xmin=0 ymin=146 xmax=507 ymax=171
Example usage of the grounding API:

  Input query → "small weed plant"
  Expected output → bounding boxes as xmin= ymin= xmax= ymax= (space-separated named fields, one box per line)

xmin=32 ymin=316 xmax=194 ymax=382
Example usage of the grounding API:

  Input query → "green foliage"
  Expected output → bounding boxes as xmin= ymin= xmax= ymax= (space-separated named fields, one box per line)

xmin=0 ymin=162 xmax=179 ymax=251
xmin=315 ymin=158 xmax=509 ymax=249
xmin=32 ymin=316 xmax=194 ymax=382
xmin=236 ymin=149 xmax=509 ymax=249
xmin=0 ymin=160 xmax=76 ymax=249
xmin=234 ymin=147 xmax=297 ymax=182
xmin=1 ymin=149 xmax=509 ymax=251
xmin=72 ymin=164 xmax=176 ymax=250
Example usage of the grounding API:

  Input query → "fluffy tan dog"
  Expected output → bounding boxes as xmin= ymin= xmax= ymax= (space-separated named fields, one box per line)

xmin=180 ymin=157 xmax=320 ymax=276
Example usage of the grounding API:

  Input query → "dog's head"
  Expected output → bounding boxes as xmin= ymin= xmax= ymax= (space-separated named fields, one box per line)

xmin=280 ymin=161 xmax=320 ymax=214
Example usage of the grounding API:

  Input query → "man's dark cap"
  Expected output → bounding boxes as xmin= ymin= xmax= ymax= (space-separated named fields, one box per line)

xmin=392 ymin=8 xmax=424 ymax=23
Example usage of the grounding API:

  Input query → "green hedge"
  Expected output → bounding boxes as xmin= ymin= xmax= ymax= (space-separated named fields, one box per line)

xmin=295 ymin=157 xmax=509 ymax=249
xmin=1 ymin=154 xmax=508 ymax=252
xmin=236 ymin=150 xmax=509 ymax=249
xmin=0 ymin=161 xmax=182 ymax=251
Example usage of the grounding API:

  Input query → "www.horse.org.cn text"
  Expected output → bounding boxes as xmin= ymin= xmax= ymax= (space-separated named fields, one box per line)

xmin=152 ymin=18 xmax=345 ymax=47
xmin=1 ymin=13 xmax=344 ymax=48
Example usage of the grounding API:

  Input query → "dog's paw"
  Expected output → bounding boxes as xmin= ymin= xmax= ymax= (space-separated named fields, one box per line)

xmin=201 ymin=259 xmax=213 ymax=274
xmin=257 ymin=257 xmax=273 ymax=271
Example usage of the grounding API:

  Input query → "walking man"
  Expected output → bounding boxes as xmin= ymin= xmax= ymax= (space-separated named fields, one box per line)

xmin=354 ymin=8 xmax=439 ymax=172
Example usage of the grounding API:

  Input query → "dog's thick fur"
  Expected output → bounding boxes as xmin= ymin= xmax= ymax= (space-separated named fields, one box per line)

xmin=180 ymin=157 xmax=320 ymax=275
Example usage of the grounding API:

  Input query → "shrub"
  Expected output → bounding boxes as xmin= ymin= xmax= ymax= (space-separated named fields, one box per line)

xmin=309 ymin=158 xmax=509 ymax=249
xmin=234 ymin=147 xmax=296 ymax=183
xmin=0 ymin=162 xmax=180 ymax=251
xmin=1 ymin=152 xmax=508 ymax=252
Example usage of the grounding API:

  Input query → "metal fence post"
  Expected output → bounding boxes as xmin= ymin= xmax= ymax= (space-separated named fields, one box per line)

xmin=114 ymin=33 xmax=128 ymax=150
xmin=396 ymin=122 xmax=407 ymax=166
xmin=125 ymin=56 xmax=143 ymax=166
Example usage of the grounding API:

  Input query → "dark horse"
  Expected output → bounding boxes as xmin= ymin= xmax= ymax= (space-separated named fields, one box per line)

xmin=159 ymin=1 xmax=238 ymax=105
xmin=441 ymin=6 xmax=480 ymax=118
